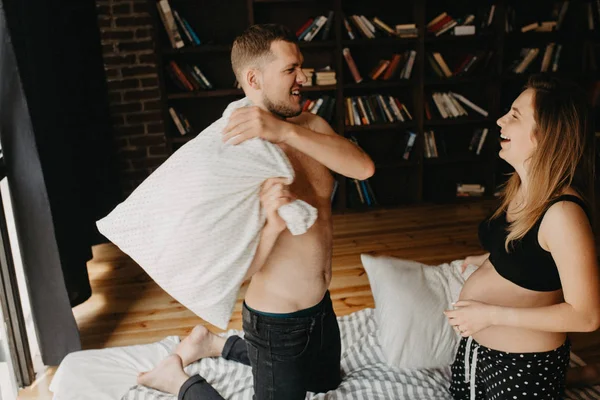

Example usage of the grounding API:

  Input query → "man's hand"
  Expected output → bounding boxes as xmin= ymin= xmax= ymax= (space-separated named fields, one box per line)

xmin=223 ymin=106 xmax=289 ymax=145
xmin=260 ymin=177 xmax=295 ymax=233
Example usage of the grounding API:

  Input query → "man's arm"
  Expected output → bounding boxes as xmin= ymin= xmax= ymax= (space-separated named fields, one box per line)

xmin=243 ymin=177 xmax=293 ymax=281
xmin=243 ymin=222 xmax=282 ymax=281
xmin=283 ymin=114 xmax=375 ymax=180
xmin=222 ymin=107 xmax=375 ymax=180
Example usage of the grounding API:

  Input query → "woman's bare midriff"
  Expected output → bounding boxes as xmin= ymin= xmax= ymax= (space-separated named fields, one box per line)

xmin=459 ymin=259 xmax=566 ymax=353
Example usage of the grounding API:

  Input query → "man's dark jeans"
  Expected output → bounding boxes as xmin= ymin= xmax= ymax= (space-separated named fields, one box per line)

xmin=178 ymin=291 xmax=342 ymax=400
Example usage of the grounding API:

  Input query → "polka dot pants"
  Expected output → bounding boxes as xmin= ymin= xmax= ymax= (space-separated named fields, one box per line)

xmin=449 ymin=336 xmax=570 ymax=400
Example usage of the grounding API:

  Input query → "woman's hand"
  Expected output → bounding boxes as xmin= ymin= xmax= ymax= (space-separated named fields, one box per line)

xmin=260 ymin=177 xmax=295 ymax=233
xmin=444 ymin=300 xmax=497 ymax=337
xmin=461 ymin=252 xmax=490 ymax=273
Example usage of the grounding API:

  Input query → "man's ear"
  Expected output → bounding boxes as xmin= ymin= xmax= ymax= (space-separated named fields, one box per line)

xmin=246 ymin=69 xmax=261 ymax=90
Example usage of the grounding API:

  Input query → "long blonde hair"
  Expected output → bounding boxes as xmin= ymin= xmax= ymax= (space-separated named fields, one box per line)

xmin=492 ymin=74 xmax=594 ymax=251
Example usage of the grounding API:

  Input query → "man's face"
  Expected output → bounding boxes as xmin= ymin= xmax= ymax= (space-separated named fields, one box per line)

xmin=258 ymin=40 xmax=308 ymax=119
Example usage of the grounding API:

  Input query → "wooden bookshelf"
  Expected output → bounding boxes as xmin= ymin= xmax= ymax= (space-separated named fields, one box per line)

xmin=149 ymin=0 xmax=600 ymax=213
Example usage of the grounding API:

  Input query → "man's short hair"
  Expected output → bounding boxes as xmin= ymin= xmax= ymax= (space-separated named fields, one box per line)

xmin=231 ymin=24 xmax=298 ymax=83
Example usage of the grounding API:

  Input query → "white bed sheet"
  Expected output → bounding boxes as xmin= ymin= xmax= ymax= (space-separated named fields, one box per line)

xmin=50 ymin=309 xmax=600 ymax=400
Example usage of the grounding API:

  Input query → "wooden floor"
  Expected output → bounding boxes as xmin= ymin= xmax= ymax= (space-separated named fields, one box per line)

xmin=17 ymin=200 xmax=600 ymax=399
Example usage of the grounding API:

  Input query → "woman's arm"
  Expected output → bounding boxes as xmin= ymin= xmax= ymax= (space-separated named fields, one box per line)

xmin=447 ymin=201 xmax=600 ymax=336
xmin=493 ymin=201 xmax=600 ymax=332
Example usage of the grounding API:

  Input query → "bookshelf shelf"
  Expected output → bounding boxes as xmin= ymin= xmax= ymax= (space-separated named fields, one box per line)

xmin=343 ymin=80 xmax=413 ymax=90
xmin=167 ymin=89 xmax=244 ymax=99
xmin=424 ymin=117 xmax=492 ymax=127
xmin=253 ymin=0 xmax=318 ymax=3
xmin=162 ymin=44 xmax=231 ymax=55
xmin=424 ymin=154 xmax=486 ymax=166
xmin=149 ymin=0 xmax=597 ymax=211
xmin=424 ymin=75 xmax=497 ymax=86
xmin=424 ymin=32 xmax=494 ymax=43
xmin=340 ymin=37 xmax=418 ymax=47
xmin=301 ymin=85 xmax=337 ymax=93
xmin=298 ymin=40 xmax=336 ymax=49
xmin=376 ymin=161 xmax=418 ymax=169
xmin=344 ymin=122 xmax=417 ymax=133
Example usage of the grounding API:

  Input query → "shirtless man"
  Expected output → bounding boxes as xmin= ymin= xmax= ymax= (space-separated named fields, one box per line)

xmin=137 ymin=24 xmax=374 ymax=399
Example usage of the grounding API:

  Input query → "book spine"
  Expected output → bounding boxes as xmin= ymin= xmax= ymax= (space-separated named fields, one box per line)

xmin=343 ymin=48 xmax=363 ymax=83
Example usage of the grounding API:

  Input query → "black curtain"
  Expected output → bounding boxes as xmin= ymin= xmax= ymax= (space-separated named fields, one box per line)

xmin=0 ymin=0 xmax=121 ymax=364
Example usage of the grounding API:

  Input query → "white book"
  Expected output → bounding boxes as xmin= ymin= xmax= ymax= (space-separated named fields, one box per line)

xmin=360 ymin=15 xmax=377 ymax=34
xmin=158 ymin=0 xmax=184 ymax=48
xmin=514 ymin=48 xmax=539 ymax=74
xmin=451 ymin=93 xmax=488 ymax=117
xmin=377 ymin=95 xmax=394 ymax=123
xmin=310 ymin=98 xmax=324 ymax=114
xmin=403 ymin=50 xmax=417 ymax=79
xmin=441 ymin=92 xmax=460 ymax=117
xmin=487 ymin=5 xmax=496 ymax=27
xmin=476 ymin=128 xmax=488 ymax=155
xmin=304 ymin=16 xmax=328 ymax=41
xmin=446 ymin=93 xmax=468 ymax=116
xmin=387 ymin=96 xmax=405 ymax=122
xmin=432 ymin=93 xmax=449 ymax=119
xmin=540 ymin=43 xmax=555 ymax=72
xmin=169 ymin=107 xmax=186 ymax=135
xmin=352 ymin=15 xmax=374 ymax=38
xmin=454 ymin=25 xmax=476 ymax=36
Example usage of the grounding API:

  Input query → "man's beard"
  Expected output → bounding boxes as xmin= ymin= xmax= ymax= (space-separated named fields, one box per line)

xmin=262 ymin=93 xmax=302 ymax=119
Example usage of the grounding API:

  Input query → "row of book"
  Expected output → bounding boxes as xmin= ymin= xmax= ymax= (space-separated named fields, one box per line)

xmin=508 ymin=45 xmax=562 ymax=74
xmin=426 ymin=7 xmax=495 ymax=37
xmin=296 ymin=11 xmax=335 ymax=42
xmin=367 ymin=51 xmax=418 ymax=81
xmin=343 ymin=48 xmax=416 ymax=84
xmin=167 ymin=60 xmax=213 ymax=92
xmin=427 ymin=51 xmax=494 ymax=79
xmin=343 ymin=15 xmax=417 ymax=40
xmin=302 ymin=68 xmax=336 ymax=86
xmin=168 ymin=107 xmax=194 ymax=135
xmin=506 ymin=2 xmax=570 ymax=33
xmin=345 ymin=95 xmax=413 ymax=126
xmin=157 ymin=0 xmax=201 ymax=48
xmin=302 ymin=96 xmax=336 ymax=124
xmin=423 ymin=127 xmax=489 ymax=158
xmin=424 ymin=92 xmax=489 ymax=120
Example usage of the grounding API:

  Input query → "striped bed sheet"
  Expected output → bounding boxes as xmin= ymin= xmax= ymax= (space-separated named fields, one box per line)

xmin=122 ymin=308 xmax=600 ymax=400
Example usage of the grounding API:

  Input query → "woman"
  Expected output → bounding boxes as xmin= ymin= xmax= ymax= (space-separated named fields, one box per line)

xmin=444 ymin=74 xmax=599 ymax=400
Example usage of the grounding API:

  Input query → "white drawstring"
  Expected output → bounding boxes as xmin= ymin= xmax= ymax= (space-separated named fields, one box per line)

xmin=463 ymin=336 xmax=479 ymax=400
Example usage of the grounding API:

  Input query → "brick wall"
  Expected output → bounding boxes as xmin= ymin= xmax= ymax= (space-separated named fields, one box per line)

xmin=95 ymin=0 xmax=167 ymax=196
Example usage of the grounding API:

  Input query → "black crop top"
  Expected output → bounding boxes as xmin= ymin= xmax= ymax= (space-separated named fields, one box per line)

xmin=478 ymin=195 xmax=590 ymax=292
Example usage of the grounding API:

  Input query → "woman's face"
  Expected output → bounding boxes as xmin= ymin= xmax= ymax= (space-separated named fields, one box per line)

xmin=496 ymin=88 xmax=538 ymax=170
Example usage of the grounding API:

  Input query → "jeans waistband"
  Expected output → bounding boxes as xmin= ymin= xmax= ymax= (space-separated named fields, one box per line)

xmin=243 ymin=291 xmax=331 ymax=326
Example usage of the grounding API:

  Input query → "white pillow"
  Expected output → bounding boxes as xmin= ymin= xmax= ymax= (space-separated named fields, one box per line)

xmin=96 ymin=97 xmax=317 ymax=329
xmin=50 ymin=336 xmax=179 ymax=400
xmin=361 ymin=254 xmax=476 ymax=369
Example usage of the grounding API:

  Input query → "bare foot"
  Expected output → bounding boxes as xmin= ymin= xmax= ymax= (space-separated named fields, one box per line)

xmin=176 ymin=325 xmax=227 ymax=367
xmin=137 ymin=354 xmax=190 ymax=395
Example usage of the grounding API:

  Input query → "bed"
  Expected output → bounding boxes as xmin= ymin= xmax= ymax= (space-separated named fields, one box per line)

xmin=50 ymin=308 xmax=600 ymax=400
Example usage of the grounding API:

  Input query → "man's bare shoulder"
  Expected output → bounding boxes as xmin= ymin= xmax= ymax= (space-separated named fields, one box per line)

xmin=287 ymin=112 xmax=334 ymax=134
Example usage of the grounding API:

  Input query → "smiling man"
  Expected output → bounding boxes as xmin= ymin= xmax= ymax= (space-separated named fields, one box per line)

xmin=137 ymin=24 xmax=374 ymax=400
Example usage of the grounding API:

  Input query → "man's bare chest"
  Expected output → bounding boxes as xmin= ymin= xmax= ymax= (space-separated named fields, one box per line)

xmin=278 ymin=145 xmax=333 ymax=201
